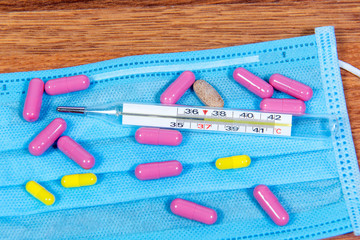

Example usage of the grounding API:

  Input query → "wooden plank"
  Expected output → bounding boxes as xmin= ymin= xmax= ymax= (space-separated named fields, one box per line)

xmin=0 ymin=1 xmax=359 ymax=239
xmin=0 ymin=0 xmax=328 ymax=11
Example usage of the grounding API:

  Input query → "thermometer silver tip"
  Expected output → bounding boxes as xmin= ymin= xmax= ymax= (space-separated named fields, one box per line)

xmin=57 ymin=106 xmax=85 ymax=114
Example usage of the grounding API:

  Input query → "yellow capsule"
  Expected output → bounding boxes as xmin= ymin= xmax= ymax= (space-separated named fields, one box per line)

xmin=61 ymin=173 xmax=97 ymax=188
xmin=215 ymin=155 xmax=251 ymax=170
xmin=25 ymin=181 xmax=55 ymax=206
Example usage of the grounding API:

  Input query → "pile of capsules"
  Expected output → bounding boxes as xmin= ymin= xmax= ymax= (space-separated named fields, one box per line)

xmin=23 ymin=67 xmax=313 ymax=226
xmin=24 ymin=76 xmax=96 ymax=206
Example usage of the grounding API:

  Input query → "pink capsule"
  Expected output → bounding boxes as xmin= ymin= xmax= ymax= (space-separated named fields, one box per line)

xmin=135 ymin=127 xmax=182 ymax=146
xmin=170 ymin=198 xmax=217 ymax=225
xmin=160 ymin=71 xmax=195 ymax=104
xmin=135 ymin=160 xmax=182 ymax=180
xmin=269 ymin=74 xmax=313 ymax=101
xmin=253 ymin=185 xmax=289 ymax=226
xmin=260 ymin=98 xmax=306 ymax=114
xmin=28 ymin=118 xmax=67 ymax=156
xmin=57 ymin=136 xmax=95 ymax=170
xmin=233 ymin=68 xmax=273 ymax=98
xmin=45 ymin=75 xmax=90 ymax=95
xmin=23 ymin=78 xmax=44 ymax=122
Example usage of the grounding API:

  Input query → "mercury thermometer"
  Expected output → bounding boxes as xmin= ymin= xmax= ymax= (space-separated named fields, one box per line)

xmin=57 ymin=102 xmax=337 ymax=139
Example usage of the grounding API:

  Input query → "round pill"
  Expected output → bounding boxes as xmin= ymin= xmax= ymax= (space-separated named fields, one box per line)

xmin=23 ymin=78 xmax=44 ymax=122
xmin=135 ymin=127 xmax=182 ymax=146
xmin=253 ymin=185 xmax=289 ymax=226
xmin=193 ymin=80 xmax=224 ymax=107
xmin=28 ymin=118 xmax=67 ymax=156
xmin=269 ymin=74 xmax=313 ymax=101
xmin=45 ymin=75 xmax=90 ymax=95
xmin=170 ymin=198 xmax=217 ymax=225
xmin=233 ymin=68 xmax=273 ymax=98
xmin=260 ymin=98 xmax=306 ymax=114
xmin=215 ymin=155 xmax=251 ymax=170
xmin=57 ymin=136 xmax=95 ymax=170
xmin=135 ymin=160 xmax=182 ymax=180
xmin=61 ymin=173 xmax=97 ymax=188
xmin=25 ymin=181 xmax=55 ymax=206
xmin=160 ymin=71 xmax=195 ymax=104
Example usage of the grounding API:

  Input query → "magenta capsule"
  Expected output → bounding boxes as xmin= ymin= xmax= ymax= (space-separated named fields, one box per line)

xmin=160 ymin=71 xmax=195 ymax=104
xmin=135 ymin=160 xmax=182 ymax=180
xmin=233 ymin=68 xmax=273 ymax=98
xmin=260 ymin=98 xmax=306 ymax=114
xmin=45 ymin=75 xmax=90 ymax=95
xmin=28 ymin=118 xmax=67 ymax=156
xmin=135 ymin=127 xmax=182 ymax=146
xmin=269 ymin=74 xmax=313 ymax=101
xmin=170 ymin=198 xmax=217 ymax=225
xmin=57 ymin=136 xmax=95 ymax=170
xmin=23 ymin=78 xmax=44 ymax=122
xmin=253 ymin=185 xmax=289 ymax=226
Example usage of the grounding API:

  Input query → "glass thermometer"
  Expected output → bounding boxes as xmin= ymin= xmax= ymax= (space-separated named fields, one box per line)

xmin=57 ymin=102 xmax=337 ymax=139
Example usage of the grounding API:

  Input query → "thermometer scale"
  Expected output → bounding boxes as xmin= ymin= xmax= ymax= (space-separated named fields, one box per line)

xmin=57 ymin=102 xmax=336 ymax=139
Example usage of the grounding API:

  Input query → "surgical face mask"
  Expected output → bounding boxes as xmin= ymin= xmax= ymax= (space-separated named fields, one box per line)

xmin=0 ymin=26 xmax=359 ymax=239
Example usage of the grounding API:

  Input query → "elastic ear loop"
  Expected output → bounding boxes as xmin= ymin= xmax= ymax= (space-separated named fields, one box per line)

xmin=339 ymin=60 xmax=360 ymax=79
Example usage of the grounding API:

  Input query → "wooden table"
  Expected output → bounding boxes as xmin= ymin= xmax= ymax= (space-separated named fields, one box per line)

xmin=0 ymin=1 xmax=359 ymax=239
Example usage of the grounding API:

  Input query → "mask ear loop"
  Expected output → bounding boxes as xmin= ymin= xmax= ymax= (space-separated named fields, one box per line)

xmin=339 ymin=60 xmax=360 ymax=79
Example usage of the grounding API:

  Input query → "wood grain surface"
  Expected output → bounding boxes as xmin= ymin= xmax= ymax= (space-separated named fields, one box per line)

xmin=0 ymin=0 xmax=359 ymax=239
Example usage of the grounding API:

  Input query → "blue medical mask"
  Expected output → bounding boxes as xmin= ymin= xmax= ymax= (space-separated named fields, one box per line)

xmin=0 ymin=26 xmax=359 ymax=239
